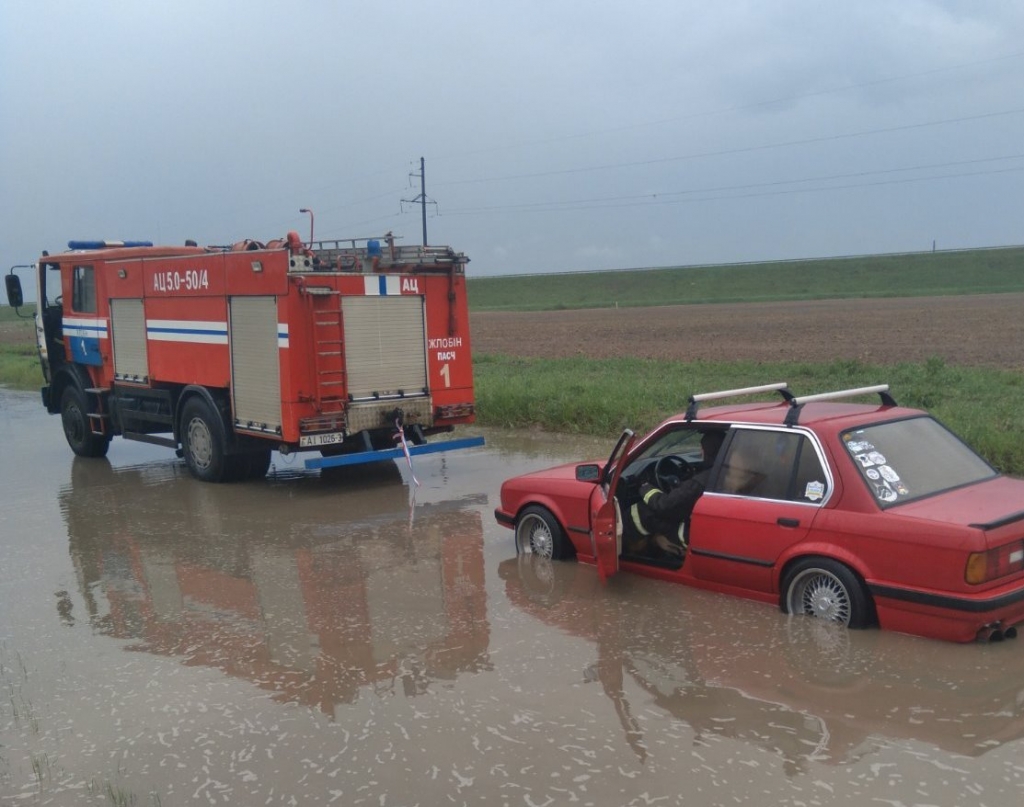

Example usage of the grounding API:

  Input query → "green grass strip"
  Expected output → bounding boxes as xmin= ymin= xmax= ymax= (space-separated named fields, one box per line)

xmin=467 ymin=246 xmax=1024 ymax=311
xmin=473 ymin=354 xmax=1024 ymax=476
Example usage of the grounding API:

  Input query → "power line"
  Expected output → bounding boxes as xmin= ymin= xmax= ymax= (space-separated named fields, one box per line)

xmin=436 ymin=107 xmax=1024 ymax=187
xmin=292 ymin=54 xmax=1024 ymax=235
xmin=442 ymin=154 xmax=1024 ymax=213
xmin=273 ymin=51 xmax=1024 ymax=221
xmin=443 ymin=164 xmax=1024 ymax=216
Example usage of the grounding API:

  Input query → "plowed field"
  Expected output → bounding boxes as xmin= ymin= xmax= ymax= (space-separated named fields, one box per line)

xmin=470 ymin=293 xmax=1024 ymax=369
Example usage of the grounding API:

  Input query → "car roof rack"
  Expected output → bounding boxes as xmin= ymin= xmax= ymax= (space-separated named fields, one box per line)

xmin=685 ymin=382 xmax=793 ymax=421
xmin=784 ymin=384 xmax=896 ymax=426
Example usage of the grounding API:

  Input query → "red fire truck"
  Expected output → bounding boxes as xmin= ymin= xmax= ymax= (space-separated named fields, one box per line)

xmin=5 ymin=231 xmax=481 ymax=481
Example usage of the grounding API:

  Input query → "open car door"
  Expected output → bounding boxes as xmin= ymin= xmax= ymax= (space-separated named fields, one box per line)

xmin=591 ymin=429 xmax=636 ymax=581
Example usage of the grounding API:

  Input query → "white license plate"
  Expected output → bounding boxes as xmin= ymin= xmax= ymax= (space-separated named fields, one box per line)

xmin=300 ymin=432 xmax=345 ymax=448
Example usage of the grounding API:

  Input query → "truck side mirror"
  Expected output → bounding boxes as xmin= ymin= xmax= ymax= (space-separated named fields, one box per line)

xmin=5 ymin=274 xmax=23 ymax=308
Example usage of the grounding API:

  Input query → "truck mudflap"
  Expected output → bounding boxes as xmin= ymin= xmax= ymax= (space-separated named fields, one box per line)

xmin=303 ymin=436 xmax=485 ymax=470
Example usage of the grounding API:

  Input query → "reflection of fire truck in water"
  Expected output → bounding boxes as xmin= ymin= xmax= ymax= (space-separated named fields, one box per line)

xmin=5 ymin=231 xmax=481 ymax=481
xmin=63 ymin=460 xmax=491 ymax=709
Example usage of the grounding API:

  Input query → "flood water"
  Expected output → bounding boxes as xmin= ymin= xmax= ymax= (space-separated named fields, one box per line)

xmin=2 ymin=388 xmax=1024 ymax=806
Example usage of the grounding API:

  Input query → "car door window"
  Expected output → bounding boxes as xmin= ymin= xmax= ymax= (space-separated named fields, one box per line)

xmin=712 ymin=430 xmax=827 ymax=503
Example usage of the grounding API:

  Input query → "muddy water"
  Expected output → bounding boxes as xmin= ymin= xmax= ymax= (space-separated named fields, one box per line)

xmin=2 ymin=388 xmax=1023 ymax=805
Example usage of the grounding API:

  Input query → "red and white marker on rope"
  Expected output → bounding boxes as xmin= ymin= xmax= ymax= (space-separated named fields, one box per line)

xmin=395 ymin=418 xmax=421 ymax=487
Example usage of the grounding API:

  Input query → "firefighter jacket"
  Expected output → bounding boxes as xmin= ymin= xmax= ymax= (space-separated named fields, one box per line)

xmin=630 ymin=472 xmax=710 ymax=546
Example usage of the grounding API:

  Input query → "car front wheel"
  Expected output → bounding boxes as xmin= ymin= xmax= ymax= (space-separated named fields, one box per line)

xmin=515 ymin=505 xmax=571 ymax=560
xmin=783 ymin=558 xmax=872 ymax=629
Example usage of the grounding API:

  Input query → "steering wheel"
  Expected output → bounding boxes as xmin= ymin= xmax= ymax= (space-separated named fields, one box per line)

xmin=654 ymin=455 xmax=693 ymax=490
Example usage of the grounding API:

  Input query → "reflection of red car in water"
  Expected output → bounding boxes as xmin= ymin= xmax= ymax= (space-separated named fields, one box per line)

xmin=63 ymin=459 xmax=490 ymax=712
xmin=495 ymin=383 xmax=1024 ymax=643
xmin=499 ymin=554 xmax=1024 ymax=769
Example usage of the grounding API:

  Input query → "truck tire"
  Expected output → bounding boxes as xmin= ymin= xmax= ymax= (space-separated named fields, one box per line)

xmin=60 ymin=386 xmax=110 ymax=458
xmin=232 ymin=450 xmax=272 ymax=481
xmin=180 ymin=397 xmax=229 ymax=482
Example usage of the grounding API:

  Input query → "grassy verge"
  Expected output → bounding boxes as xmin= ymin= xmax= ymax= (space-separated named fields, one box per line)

xmin=473 ymin=354 xmax=1024 ymax=476
xmin=0 ymin=305 xmax=41 ymax=390
xmin=0 ymin=345 xmax=43 ymax=390
xmin=468 ymin=246 xmax=1024 ymax=311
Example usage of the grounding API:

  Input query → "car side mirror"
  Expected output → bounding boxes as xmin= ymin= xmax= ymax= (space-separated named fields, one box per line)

xmin=5 ymin=274 xmax=23 ymax=308
xmin=576 ymin=463 xmax=601 ymax=482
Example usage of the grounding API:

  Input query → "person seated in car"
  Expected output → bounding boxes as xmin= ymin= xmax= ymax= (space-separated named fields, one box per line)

xmin=629 ymin=430 xmax=726 ymax=560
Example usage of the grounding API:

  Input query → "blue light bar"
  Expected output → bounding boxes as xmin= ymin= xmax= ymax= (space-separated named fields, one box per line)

xmin=67 ymin=240 xmax=154 ymax=250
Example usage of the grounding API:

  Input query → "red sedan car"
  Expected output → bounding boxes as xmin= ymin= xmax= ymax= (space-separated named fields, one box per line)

xmin=494 ymin=383 xmax=1024 ymax=643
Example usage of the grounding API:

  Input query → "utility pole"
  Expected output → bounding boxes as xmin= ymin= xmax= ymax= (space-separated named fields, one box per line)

xmin=402 ymin=157 xmax=432 ymax=246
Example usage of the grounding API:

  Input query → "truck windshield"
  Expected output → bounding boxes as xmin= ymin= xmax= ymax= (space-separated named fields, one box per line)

xmin=841 ymin=415 xmax=996 ymax=508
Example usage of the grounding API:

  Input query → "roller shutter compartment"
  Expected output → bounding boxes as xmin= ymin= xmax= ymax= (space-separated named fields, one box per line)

xmin=111 ymin=298 xmax=148 ymax=383
xmin=342 ymin=295 xmax=427 ymax=400
xmin=230 ymin=296 xmax=282 ymax=433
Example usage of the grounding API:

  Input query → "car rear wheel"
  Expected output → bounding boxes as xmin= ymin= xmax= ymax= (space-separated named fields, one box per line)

xmin=783 ymin=558 xmax=872 ymax=629
xmin=515 ymin=506 xmax=571 ymax=560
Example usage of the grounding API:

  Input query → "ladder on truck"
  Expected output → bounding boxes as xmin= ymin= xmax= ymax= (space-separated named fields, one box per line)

xmin=85 ymin=387 xmax=111 ymax=437
xmin=310 ymin=292 xmax=347 ymax=419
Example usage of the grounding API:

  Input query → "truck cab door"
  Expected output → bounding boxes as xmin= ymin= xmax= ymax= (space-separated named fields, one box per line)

xmin=591 ymin=429 xmax=636 ymax=581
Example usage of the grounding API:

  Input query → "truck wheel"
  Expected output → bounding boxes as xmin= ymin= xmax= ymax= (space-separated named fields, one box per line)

xmin=60 ymin=386 xmax=110 ymax=458
xmin=180 ymin=398 xmax=228 ymax=482
xmin=233 ymin=450 xmax=271 ymax=481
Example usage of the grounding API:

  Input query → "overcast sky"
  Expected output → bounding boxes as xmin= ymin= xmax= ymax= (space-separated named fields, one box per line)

xmin=2 ymin=1 xmax=1022 ymax=279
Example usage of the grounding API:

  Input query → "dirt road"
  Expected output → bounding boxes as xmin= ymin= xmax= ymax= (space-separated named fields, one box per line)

xmin=470 ymin=293 xmax=1024 ymax=368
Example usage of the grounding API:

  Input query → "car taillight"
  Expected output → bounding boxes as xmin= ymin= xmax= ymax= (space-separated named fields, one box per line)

xmin=966 ymin=540 xmax=1024 ymax=584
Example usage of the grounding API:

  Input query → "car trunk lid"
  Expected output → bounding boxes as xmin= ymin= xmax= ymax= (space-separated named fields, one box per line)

xmin=893 ymin=476 xmax=1024 ymax=544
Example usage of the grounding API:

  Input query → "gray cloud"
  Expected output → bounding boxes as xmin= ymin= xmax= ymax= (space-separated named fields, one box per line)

xmin=2 ymin=0 xmax=1022 ymax=280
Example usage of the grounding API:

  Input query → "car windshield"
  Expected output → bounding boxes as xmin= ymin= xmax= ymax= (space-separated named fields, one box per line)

xmin=841 ymin=415 xmax=996 ymax=507
xmin=622 ymin=428 xmax=705 ymax=477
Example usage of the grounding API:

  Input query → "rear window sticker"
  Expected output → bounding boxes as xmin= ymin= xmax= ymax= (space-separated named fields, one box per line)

xmin=865 ymin=468 xmax=880 ymax=480
xmin=804 ymin=481 xmax=825 ymax=501
xmin=879 ymin=465 xmax=900 ymax=483
xmin=874 ymin=483 xmax=898 ymax=503
xmin=847 ymin=440 xmax=874 ymax=453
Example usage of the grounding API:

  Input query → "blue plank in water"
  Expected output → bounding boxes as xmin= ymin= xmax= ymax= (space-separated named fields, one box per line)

xmin=303 ymin=436 xmax=486 ymax=469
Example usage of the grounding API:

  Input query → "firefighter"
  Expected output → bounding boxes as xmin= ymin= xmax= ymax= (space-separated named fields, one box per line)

xmin=629 ymin=430 xmax=726 ymax=560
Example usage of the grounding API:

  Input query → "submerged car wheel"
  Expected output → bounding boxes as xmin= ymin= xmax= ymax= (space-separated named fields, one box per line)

xmin=515 ymin=505 xmax=571 ymax=560
xmin=783 ymin=558 xmax=872 ymax=629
